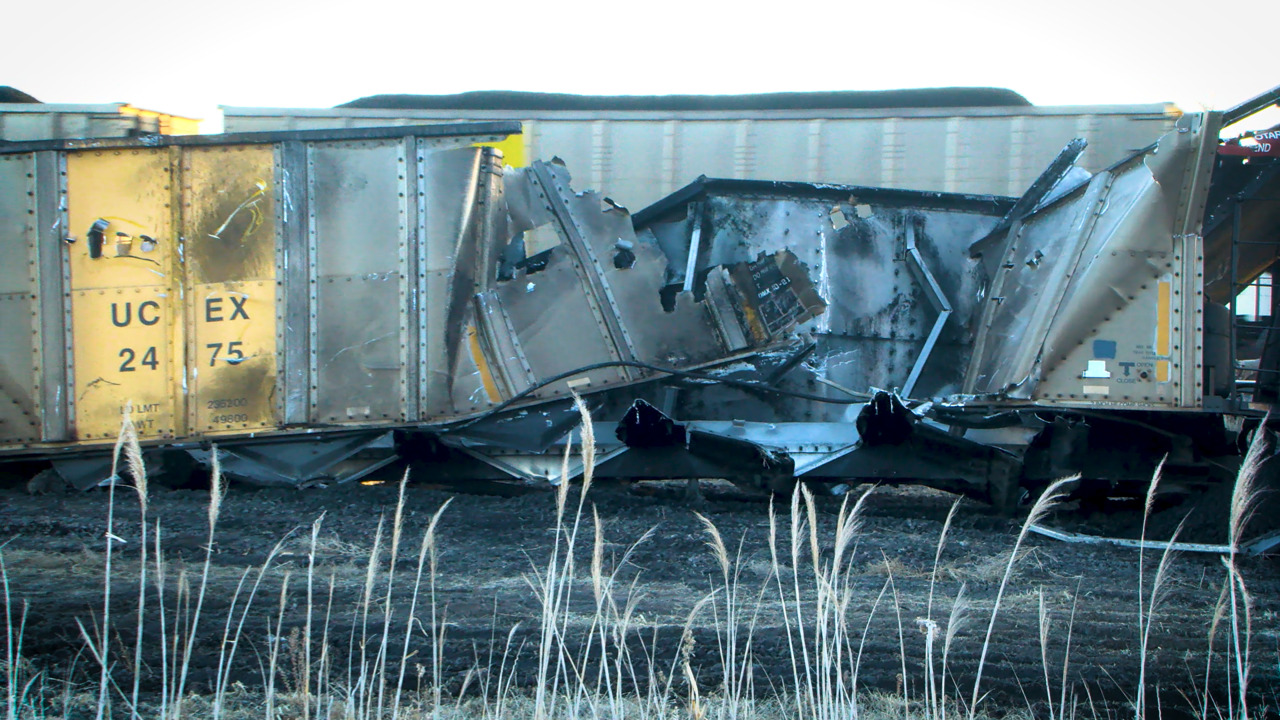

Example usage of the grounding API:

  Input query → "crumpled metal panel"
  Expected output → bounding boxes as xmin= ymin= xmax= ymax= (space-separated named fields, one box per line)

xmin=417 ymin=145 xmax=488 ymax=419
xmin=632 ymin=181 xmax=1011 ymax=420
xmin=964 ymin=113 xmax=1220 ymax=408
xmin=460 ymin=160 xmax=828 ymax=411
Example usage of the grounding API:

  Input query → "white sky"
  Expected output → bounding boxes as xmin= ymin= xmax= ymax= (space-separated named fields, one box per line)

xmin=5 ymin=0 xmax=1275 ymax=128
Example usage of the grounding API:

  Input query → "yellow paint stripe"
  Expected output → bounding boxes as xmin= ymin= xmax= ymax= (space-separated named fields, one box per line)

xmin=1157 ymin=360 xmax=1171 ymax=383
xmin=740 ymin=301 xmax=768 ymax=344
xmin=1156 ymin=280 xmax=1171 ymax=356
xmin=467 ymin=324 xmax=502 ymax=403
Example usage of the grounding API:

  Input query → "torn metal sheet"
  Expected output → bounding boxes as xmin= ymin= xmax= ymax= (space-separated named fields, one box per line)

xmin=964 ymin=113 xmax=1221 ymax=409
xmin=462 ymin=160 xmax=828 ymax=412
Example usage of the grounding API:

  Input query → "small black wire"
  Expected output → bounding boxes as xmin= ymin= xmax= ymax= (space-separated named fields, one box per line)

xmin=446 ymin=359 xmax=866 ymax=432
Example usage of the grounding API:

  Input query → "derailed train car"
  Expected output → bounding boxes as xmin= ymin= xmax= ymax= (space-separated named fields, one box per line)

xmin=2 ymin=88 xmax=1279 ymax=508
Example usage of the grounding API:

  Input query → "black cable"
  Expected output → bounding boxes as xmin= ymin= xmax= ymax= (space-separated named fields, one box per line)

xmin=446 ymin=358 xmax=866 ymax=432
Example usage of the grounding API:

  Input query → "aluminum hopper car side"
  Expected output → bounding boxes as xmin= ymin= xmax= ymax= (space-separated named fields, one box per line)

xmin=0 ymin=121 xmax=827 ymax=489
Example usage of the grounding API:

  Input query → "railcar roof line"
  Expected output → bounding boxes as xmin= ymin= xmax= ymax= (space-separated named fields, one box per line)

xmin=0 ymin=121 xmax=523 ymax=154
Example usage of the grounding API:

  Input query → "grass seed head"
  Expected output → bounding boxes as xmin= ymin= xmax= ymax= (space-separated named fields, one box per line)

xmin=208 ymin=444 xmax=225 ymax=530
xmin=1230 ymin=423 xmax=1270 ymax=550
xmin=123 ymin=419 xmax=147 ymax=514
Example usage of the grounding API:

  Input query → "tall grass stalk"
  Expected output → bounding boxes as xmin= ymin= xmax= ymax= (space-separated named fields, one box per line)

xmin=786 ymin=486 xmax=816 ymax=719
xmin=767 ymin=484 xmax=873 ymax=720
xmin=212 ymin=534 xmax=289 ymax=720
xmin=587 ymin=505 xmax=656 ymax=720
xmin=375 ymin=469 xmax=410 ymax=720
xmin=940 ymin=582 xmax=971 ymax=720
xmin=532 ymin=392 xmax=595 ymax=720
xmin=92 ymin=408 xmax=131 ymax=720
xmin=1134 ymin=457 xmax=1166 ymax=719
xmin=1199 ymin=581 xmax=1231 ymax=720
xmin=883 ymin=555 xmax=908 ymax=719
xmin=393 ymin=496 xmax=452 ymax=720
xmin=924 ymin=499 xmax=961 ymax=720
xmin=1056 ymin=581 xmax=1080 ymax=720
xmin=355 ymin=513 xmax=385 ymax=720
xmin=265 ymin=571 xmax=290 ymax=720
xmin=1137 ymin=516 xmax=1186 ymax=720
xmin=1226 ymin=423 xmax=1266 ymax=720
xmin=316 ymin=574 xmax=336 ymax=720
xmin=153 ymin=520 xmax=170 ymax=720
xmin=1037 ymin=589 xmax=1054 ymax=720
xmin=123 ymin=414 xmax=148 ymax=720
xmin=3 ymin=549 xmax=23 ymax=720
xmin=303 ymin=512 xmax=325 ymax=720
xmin=695 ymin=513 xmax=749 ymax=720
xmin=173 ymin=445 xmax=227 ymax=720
xmin=766 ymin=499 xmax=805 ymax=720
xmin=532 ymin=430 xmax=573 ymax=720
xmin=967 ymin=475 xmax=1074 ymax=720
xmin=851 ymin=577 xmax=891 ymax=720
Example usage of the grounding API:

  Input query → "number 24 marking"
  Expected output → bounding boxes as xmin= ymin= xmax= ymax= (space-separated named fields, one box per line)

xmin=118 ymin=347 xmax=158 ymax=372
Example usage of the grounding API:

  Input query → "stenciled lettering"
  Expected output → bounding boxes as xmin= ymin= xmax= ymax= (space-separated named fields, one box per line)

xmin=111 ymin=301 xmax=162 ymax=328
xmin=229 ymin=295 xmax=250 ymax=321
xmin=205 ymin=295 xmax=251 ymax=322
xmin=138 ymin=300 xmax=160 ymax=326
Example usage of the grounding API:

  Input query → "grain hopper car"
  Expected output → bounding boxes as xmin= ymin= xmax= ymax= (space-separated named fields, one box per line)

xmin=1 ymin=86 xmax=1278 ymax=509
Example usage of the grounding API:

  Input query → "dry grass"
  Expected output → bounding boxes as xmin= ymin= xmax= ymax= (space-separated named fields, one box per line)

xmin=0 ymin=409 xmax=1273 ymax=720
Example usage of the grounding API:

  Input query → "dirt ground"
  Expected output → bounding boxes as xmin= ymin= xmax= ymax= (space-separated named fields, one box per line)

xmin=1 ymin=466 xmax=1277 ymax=718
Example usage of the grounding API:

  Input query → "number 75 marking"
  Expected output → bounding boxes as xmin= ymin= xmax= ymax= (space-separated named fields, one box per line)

xmin=207 ymin=341 xmax=245 ymax=366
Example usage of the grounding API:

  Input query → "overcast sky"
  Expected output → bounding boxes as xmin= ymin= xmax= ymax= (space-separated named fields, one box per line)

xmin=6 ymin=0 xmax=1274 ymax=128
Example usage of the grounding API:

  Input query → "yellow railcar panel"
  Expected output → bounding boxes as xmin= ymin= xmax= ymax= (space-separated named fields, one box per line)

xmin=66 ymin=150 xmax=180 ymax=440
xmin=70 ymin=288 xmax=175 ymax=439
xmin=66 ymin=150 xmax=175 ymax=291
xmin=181 ymin=146 xmax=276 ymax=284
xmin=190 ymin=282 xmax=277 ymax=433
xmin=478 ymin=135 xmax=525 ymax=167
xmin=180 ymin=146 xmax=279 ymax=435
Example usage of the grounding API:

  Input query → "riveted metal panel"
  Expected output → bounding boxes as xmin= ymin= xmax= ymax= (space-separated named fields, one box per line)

xmin=35 ymin=151 xmax=69 ymax=441
xmin=0 ymin=153 xmax=40 ymax=443
xmin=276 ymin=141 xmax=312 ymax=425
xmin=65 ymin=149 xmax=179 ymax=440
xmin=180 ymin=145 xmax=279 ymax=435
xmin=308 ymin=140 xmax=409 ymax=423
xmin=401 ymin=143 xmax=421 ymax=421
